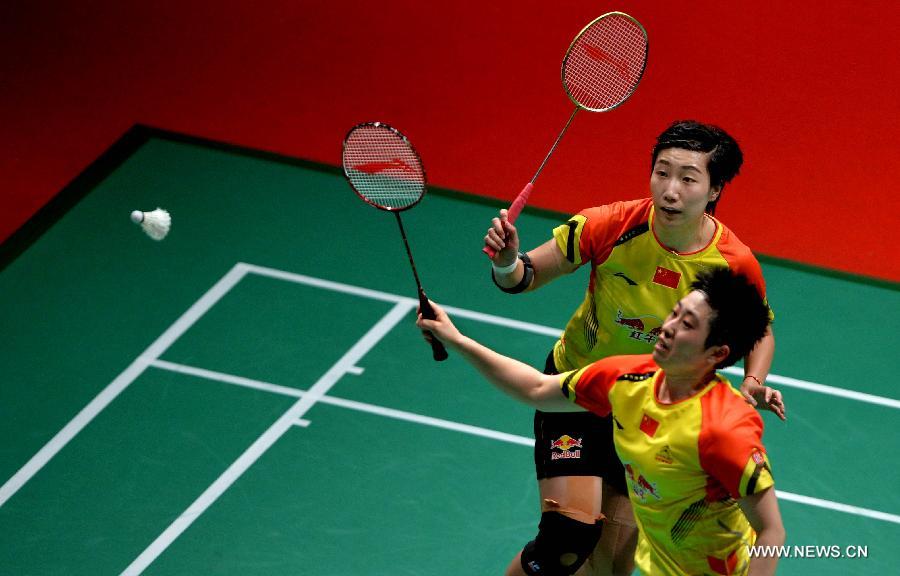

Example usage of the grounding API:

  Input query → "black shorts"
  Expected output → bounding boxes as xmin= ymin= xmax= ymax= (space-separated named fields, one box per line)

xmin=534 ymin=351 xmax=627 ymax=495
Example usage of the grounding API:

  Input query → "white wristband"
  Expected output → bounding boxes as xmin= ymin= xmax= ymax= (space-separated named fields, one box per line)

xmin=491 ymin=258 xmax=519 ymax=275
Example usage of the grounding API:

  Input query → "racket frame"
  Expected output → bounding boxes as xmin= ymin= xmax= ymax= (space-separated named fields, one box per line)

xmin=342 ymin=121 xmax=427 ymax=213
xmin=341 ymin=121 xmax=448 ymax=361
xmin=561 ymin=11 xmax=649 ymax=113
xmin=483 ymin=11 xmax=649 ymax=258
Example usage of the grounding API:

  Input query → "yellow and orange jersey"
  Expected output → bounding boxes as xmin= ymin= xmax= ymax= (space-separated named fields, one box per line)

xmin=550 ymin=198 xmax=772 ymax=371
xmin=560 ymin=354 xmax=774 ymax=576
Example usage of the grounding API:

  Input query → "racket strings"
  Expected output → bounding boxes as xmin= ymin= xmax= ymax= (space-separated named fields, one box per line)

xmin=564 ymin=16 xmax=647 ymax=111
xmin=343 ymin=126 xmax=425 ymax=210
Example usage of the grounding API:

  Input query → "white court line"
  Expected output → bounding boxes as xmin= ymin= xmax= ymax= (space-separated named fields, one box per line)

xmin=243 ymin=263 xmax=900 ymax=410
xmin=242 ymin=263 xmax=562 ymax=338
xmin=148 ymin=359 xmax=900 ymax=525
xmin=0 ymin=263 xmax=250 ymax=509
xmin=150 ymin=359 xmax=534 ymax=447
xmin=120 ymin=300 xmax=415 ymax=576
xmin=720 ymin=367 xmax=900 ymax=410
xmin=775 ymin=492 xmax=900 ymax=525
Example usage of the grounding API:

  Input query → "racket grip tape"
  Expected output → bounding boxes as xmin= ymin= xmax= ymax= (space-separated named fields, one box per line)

xmin=418 ymin=294 xmax=449 ymax=362
xmin=482 ymin=182 xmax=534 ymax=259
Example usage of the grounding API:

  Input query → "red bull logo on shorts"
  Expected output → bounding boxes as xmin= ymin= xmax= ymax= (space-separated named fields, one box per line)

xmin=550 ymin=434 xmax=583 ymax=460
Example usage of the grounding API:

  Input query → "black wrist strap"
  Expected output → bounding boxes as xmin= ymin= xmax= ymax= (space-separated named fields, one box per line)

xmin=492 ymin=252 xmax=534 ymax=294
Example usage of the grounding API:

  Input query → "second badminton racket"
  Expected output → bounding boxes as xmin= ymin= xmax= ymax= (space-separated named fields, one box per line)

xmin=485 ymin=11 xmax=649 ymax=257
xmin=342 ymin=121 xmax=448 ymax=362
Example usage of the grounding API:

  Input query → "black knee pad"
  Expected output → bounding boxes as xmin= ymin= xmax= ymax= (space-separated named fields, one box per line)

xmin=520 ymin=510 xmax=604 ymax=575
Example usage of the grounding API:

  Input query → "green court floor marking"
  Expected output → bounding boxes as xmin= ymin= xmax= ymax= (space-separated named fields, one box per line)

xmin=123 ymin=296 xmax=415 ymax=574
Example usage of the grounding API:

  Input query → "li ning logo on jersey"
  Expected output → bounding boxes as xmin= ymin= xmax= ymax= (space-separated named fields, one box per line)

xmin=550 ymin=435 xmax=583 ymax=460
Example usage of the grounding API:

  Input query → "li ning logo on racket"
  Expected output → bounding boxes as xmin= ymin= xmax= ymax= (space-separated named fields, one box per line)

xmin=352 ymin=158 xmax=417 ymax=174
xmin=581 ymin=44 xmax=631 ymax=80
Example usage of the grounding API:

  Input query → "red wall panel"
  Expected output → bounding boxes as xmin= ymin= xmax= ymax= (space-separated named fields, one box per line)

xmin=1 ymin=0 xmax=897 ymax=280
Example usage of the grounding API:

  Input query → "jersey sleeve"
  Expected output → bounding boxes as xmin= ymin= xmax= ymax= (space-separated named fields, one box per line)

xmin=558 ymin=354 xmax=656 ymax=416
xmin=551 ymin=200 xmax=649 ymax=267
xmin=698 ymin=388 xmax=774 ymax=500
xmin=552 ymin=206 xmax=615 ymax=267
xmin=558 ymin=360 xmax=616 ymax=416
xmin=715 ymin=227 xmax=776 ymax=321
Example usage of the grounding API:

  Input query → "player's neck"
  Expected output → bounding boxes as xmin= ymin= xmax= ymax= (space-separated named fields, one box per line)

xmin=654 ymin=213 xmax=715 ymax=254
xmin=657 ymin=371 xmax=715 ymax=403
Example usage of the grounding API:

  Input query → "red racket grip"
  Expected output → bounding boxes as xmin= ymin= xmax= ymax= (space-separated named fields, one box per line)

xmin=418 ymin=294 xmax=448 ymax=362
xmin=482 ymin=182 xmax=534 ymax=259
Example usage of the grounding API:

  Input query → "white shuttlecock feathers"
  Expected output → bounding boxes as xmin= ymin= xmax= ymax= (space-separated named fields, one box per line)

xmin=130 ymin=208 xmax=171 ymax=241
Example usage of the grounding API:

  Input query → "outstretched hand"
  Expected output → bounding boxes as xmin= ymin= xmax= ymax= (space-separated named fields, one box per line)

xmin=740 ymin=379 xmax=786 ymax=421
xmin=416 ymin=300 xmax=461 ymax=349
xmin=484 ymin=209 xmax=520 ymax=264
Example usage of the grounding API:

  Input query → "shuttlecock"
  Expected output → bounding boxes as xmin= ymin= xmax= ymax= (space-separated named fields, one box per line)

xmin=130 ymin=208 xmax=171 ymax=241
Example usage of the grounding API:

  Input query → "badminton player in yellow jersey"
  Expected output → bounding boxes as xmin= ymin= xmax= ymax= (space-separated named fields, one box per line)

xmin=483 ymin=121 xmax=784 ymax=575
xmin=417 ymin=268 xmax=785 ymax=576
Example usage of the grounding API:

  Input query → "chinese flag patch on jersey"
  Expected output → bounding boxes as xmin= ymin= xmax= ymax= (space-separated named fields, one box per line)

xmin=653 ymin=266 xmax=681 ymax=289
xmin=640 ymin=413 xmax=659 ymax=437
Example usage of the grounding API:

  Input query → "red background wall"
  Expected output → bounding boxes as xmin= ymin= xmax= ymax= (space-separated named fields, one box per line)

xmin=2 ymin=0 xmax=898 ymax=281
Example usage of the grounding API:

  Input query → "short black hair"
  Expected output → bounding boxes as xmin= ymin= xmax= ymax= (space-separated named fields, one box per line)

xmin=691 ymin=267 xmax=770 ymax=368
xmin=651 ymin=120 xmax=744 ymax=215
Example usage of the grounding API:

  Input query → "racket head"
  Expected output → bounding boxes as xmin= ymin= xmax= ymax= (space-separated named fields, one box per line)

xmin=562 ymin=11 xmax=649 ymax=112
xmin=342 ymin=122 xmax=427 ymax=212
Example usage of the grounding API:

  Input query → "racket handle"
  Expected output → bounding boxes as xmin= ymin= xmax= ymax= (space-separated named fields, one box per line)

xmin=482 ymin=182 xmax=534 ymax=259
xmin=429 ymin=332 xmax=449 ymax=361
xmin=418 ymin=293 xmax=449 ymax=362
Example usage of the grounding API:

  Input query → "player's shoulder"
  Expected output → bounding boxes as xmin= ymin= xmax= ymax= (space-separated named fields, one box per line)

xmin=714 ymin=218 xmax=755 ymax=256
xmin=713 ymin=219 xmax=764 ymax=272
xmin=700 ymin=378 xmax=763 ymax=432
xmin=577 ymin=197 xmax=652 ymax=221
xmin=587 ymin=353 xmax=658 ymax=381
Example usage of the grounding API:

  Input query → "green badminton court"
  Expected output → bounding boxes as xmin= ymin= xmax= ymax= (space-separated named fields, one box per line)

xmin=1 ymin=127 xmax=898 ymax=575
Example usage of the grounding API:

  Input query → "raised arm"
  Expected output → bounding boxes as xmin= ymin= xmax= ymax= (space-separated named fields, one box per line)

xmin=485 ymin=209 xmax=579 ymax=293
xmin=739 ymin=486 xmax=785 ymax=576
xmin=416 ymin=301 xmax=583 ymax=412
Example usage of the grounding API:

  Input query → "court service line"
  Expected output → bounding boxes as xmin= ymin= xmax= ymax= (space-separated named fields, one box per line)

xmin=150 ymin=359 xmax=534 ymax=447
xmin=241 ymin=262 xmax=562 ymax=338
xmin=148 ymin=360 xmax=900 ymax=525
xmin=721 ymin=367 xmax=900 ymax=409
xmin=121 ymin=299 xmax=415 ymax=576
xmin=775 ymin=492 xmax=900 ymax=525
xmin=241 ymin=263 xmax=900 ymax=410
xmin=0 ymin=263 xmax=250 ymax=509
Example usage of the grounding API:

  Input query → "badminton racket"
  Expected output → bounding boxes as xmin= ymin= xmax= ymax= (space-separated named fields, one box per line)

xmin=342 ymin=121 xmax=448 ymax=362
xmin=484 ymin=11 xmax=648 ymax=257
